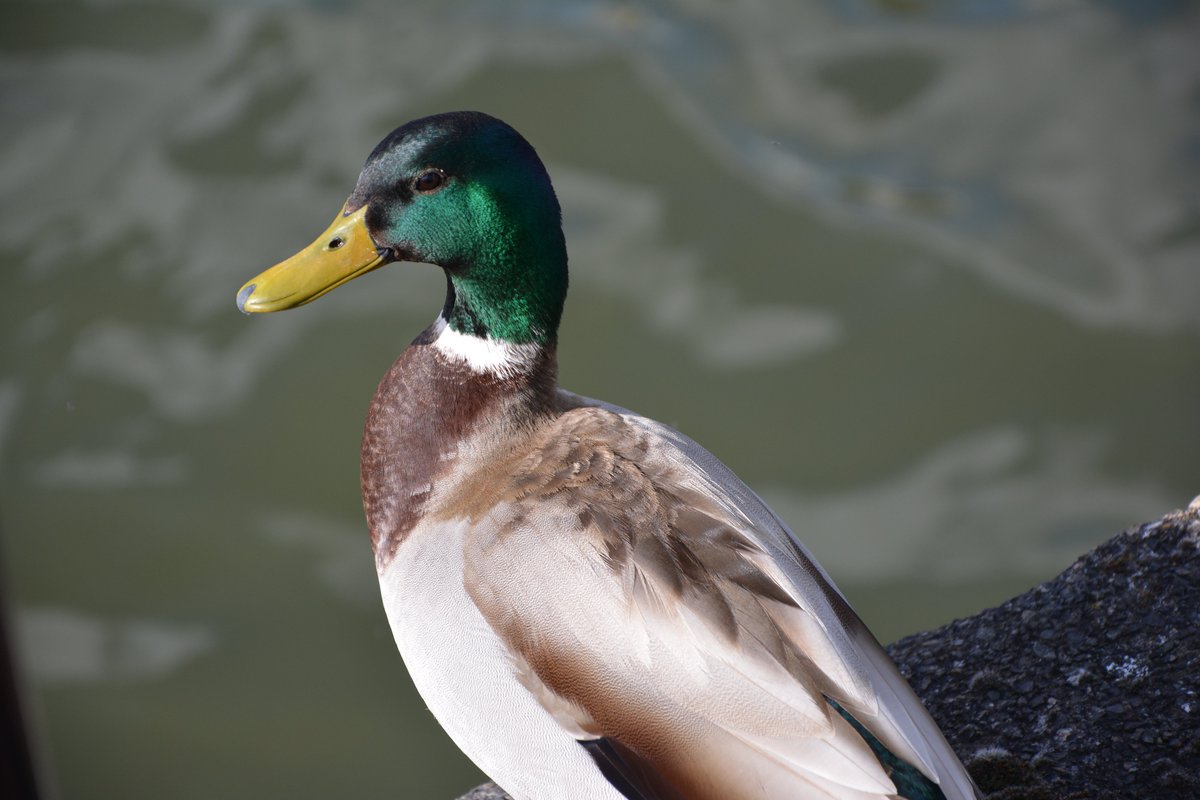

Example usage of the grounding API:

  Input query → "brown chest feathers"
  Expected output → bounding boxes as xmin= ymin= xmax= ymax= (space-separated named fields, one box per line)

xmin=359 ymin=327 xmax=558 ymax=571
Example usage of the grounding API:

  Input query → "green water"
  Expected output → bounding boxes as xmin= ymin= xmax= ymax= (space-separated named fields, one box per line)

xmin=2 ymin=2 xmax=1197 ymax=798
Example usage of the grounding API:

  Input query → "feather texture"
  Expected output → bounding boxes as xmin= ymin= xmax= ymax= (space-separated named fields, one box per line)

xmin=375 ymin=383 xmax=978 ymax=799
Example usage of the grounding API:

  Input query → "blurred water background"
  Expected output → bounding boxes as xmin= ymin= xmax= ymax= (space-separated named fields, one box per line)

xmin=2 ymin=0 xmax=1198 ymax=797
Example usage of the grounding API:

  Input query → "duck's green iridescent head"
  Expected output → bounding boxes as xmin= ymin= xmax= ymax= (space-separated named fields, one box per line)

xmin=237 ymin=111 xmax=568 ymax=346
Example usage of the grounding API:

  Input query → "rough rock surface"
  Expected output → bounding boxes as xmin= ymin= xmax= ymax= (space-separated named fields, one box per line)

xmin=456 ymin=504 xmax=1200 ymax=799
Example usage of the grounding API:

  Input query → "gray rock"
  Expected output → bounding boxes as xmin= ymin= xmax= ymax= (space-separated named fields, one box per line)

xmin=458 ymin=504 xmax=1200 ymax=799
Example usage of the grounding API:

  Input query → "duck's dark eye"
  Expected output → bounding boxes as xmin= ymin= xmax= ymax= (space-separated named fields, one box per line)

xmin=414 ymin=170 xmax=445 ymax=193
xmin=328 ymin=237 xmax=345 ymax=250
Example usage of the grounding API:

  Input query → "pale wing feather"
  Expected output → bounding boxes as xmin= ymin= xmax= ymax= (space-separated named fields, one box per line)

xmin=621 ymin=407 xmax=980 ymax=800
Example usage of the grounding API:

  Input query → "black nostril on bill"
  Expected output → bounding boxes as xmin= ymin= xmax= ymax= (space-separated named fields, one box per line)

xmin=237 ymin=283 xmax=256 ymax=314
xmin=328 ymin=237 xmax=345 ymax=250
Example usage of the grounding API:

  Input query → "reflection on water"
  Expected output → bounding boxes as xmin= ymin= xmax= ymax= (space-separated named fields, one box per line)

xmin=1 ymin=1 xmax=1197 ymax=799
xmin=760 ymin=426 xmax=1174 ymax=584
xmin=18 ymin=609 xmax=215 ymax=685
xmin=35 ymin=450 xmax=188 ymax=488
xmin=560 ymin=168 xmax=844 ymax=367
xmin=258 ymin=510 xmax=380 ymax=606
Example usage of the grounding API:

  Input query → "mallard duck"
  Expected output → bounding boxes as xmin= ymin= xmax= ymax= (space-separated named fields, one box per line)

xmin=237 ymin=111 xmax=980 ymax=800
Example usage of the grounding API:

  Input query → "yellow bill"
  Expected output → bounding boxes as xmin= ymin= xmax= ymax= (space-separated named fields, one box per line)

xmin=237 ymin=204 xmax=387 ymax=313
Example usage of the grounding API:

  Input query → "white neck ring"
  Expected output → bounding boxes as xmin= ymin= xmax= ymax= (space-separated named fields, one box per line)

xmin=429 ymin=316 xmax=542 ymax=379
